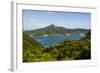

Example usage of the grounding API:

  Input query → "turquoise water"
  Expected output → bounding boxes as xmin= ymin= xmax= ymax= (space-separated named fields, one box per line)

xmin=33 ymin=34 xmax=82 ymax=46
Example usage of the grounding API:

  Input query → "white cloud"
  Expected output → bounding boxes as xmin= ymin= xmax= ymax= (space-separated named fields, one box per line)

xmin=47 ymin=11 xmax=54 ymax=14
xmin=28 ymin=18 xmax=36 ymax=22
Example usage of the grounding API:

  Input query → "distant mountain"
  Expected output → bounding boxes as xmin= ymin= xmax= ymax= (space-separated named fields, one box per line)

xmin=25 ymin=24 xmax=90 ymax=36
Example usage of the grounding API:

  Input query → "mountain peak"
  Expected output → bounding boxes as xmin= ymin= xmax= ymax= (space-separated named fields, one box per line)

xmin=25 ymin=24 xmax=89 ymax=36
xmin=49 ymin=24 xmax=55 ymax=27
xmin=47 ymin=24 xmax=56 ymax=28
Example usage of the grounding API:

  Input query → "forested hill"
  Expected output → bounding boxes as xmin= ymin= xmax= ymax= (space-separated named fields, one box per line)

xmin=23 ymin=32 xmax=44 ymax=50
xmin=25 ymin=24 xmax=90 ymax=36
xmin=23 ymin=32 xmax=56 ymax=62
xmin=23 ymin=32 xmax=91 ymax=62
xmin=81 ymin=31 xmax=91 ymax=40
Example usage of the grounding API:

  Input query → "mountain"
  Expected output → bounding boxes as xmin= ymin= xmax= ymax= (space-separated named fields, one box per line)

xmin=25 ymin=24 xmax=90 ymax=36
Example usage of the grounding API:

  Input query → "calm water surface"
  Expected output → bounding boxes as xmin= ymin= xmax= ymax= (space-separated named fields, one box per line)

xmin=32 ymin=34 xmax=82 ymax=46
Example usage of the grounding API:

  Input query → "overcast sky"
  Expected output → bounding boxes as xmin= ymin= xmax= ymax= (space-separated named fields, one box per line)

xmin=23 ymin=10 xmax=91 ymax=31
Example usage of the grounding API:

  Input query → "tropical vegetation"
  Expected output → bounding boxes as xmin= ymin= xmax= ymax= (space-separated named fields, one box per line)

xmin=23 ymin=30 xmax=91 ymax=62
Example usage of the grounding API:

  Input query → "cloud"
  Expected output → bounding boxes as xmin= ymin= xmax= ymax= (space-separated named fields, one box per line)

xmin=28 ymin=18 xmax=36 ymax=22
xmin=47 ymin=11 xmax=54 ymax=14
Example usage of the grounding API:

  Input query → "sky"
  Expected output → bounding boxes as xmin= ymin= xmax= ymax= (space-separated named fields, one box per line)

xmin=23 ymin=10 xmax=91 ymax=31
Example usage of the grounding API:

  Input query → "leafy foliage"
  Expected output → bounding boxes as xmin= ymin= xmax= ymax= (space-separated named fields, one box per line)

xmin=23 ymin=32 xmax=55 ymax=62
xmin=44 ymin=39 xmax=91 ymax=60
xmin=23 ymin=31 xmax=91 ymax=62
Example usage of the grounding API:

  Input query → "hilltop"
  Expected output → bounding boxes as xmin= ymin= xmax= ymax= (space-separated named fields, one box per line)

xmin=25 ymin=24 xmax=90 ymax=36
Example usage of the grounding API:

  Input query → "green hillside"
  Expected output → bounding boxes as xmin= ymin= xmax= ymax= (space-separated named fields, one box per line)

xmin=23 ymin=32 xmax=55 ymax=62
xmin=84 ymin=30 xmax=91 ymax=39
xmin=25 ymin=24 xmax=90 ymax=36
xmin=23 ymin=32 xmax=44 ymax=62
xmin=23 ymin=30 xmax=91 ymax=62
xmin=81 ymin=31 xmax=91 ymax=40
xmin=23 ymin=32 xmax=44 ymax=50
xmin=44 ymin=39 xmax=91 ymax=60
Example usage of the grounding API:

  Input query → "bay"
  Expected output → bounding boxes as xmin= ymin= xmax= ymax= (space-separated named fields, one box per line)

xmin=32 ymin=34 xmax=83 ymax=46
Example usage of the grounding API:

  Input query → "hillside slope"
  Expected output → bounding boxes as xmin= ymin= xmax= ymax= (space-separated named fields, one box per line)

xmin=23 ymin=32 xmax=44 ymax=50
xmin=25 ymin=24 xmax=90 ymax=36
xmin=23 ymin=32 xmax=44 ymax=62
